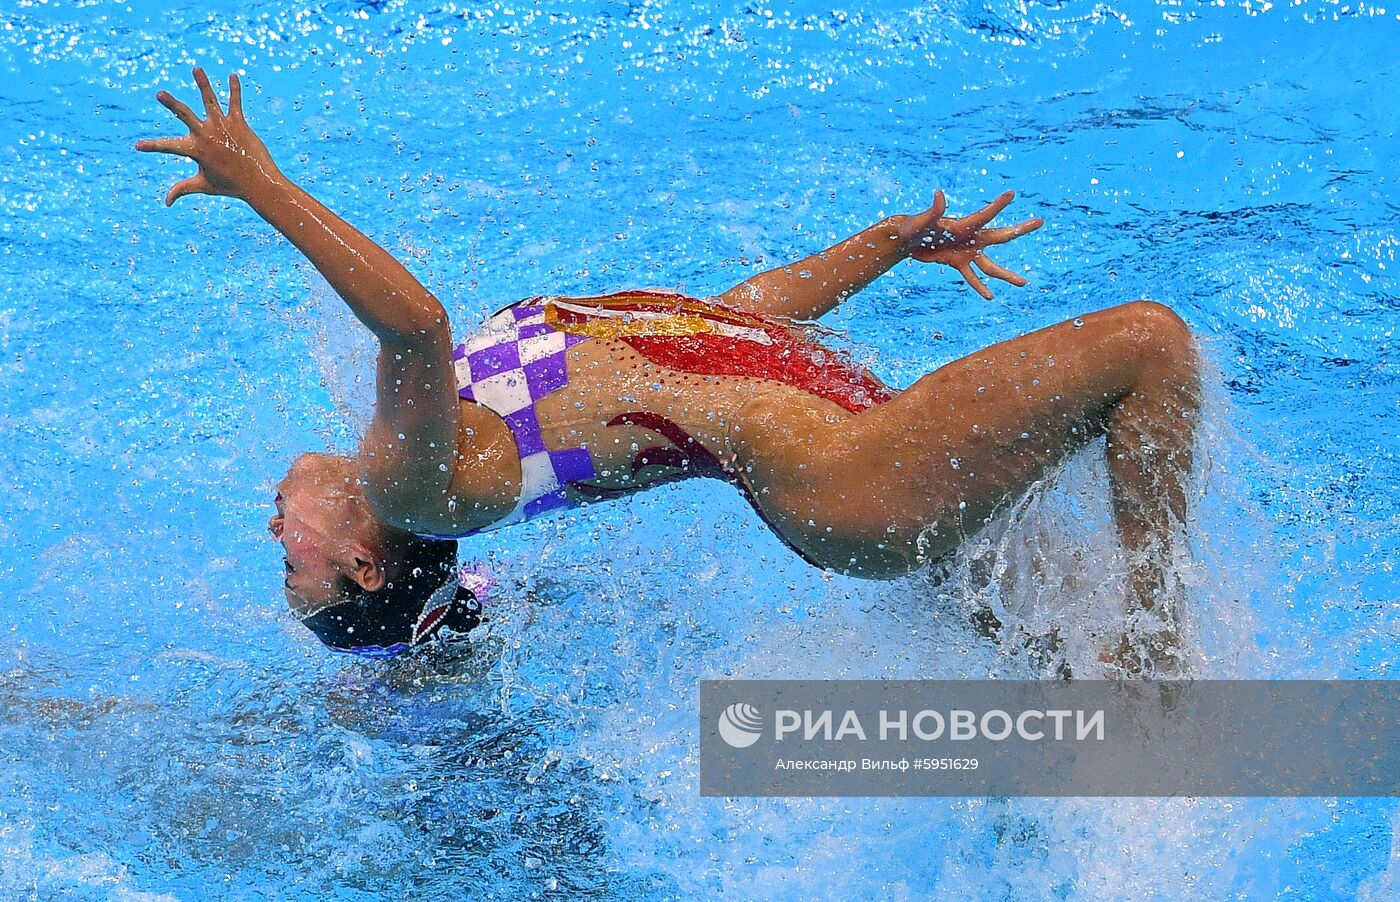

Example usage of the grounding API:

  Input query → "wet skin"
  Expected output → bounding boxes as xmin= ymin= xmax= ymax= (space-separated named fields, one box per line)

xmin=143 ymin=68 xmax=1196 ymax=672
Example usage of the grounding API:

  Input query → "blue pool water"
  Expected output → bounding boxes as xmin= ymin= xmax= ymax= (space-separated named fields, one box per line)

xmin=3 ymin=0 xmax=1398 ymax=897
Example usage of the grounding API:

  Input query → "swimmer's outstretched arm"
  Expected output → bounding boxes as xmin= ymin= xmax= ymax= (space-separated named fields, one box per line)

xmin=137 ymin=69 xmax=461 ymax=522
xmin=716 ymin=191 xmax=1042 ymax=321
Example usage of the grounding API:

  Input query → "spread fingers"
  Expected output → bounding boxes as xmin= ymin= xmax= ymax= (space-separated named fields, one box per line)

xmin=228 ymin=73 xmax=244 ymax=120
xmin=962 ymin=190 xmax=1015 ymax=230
xmin=193 ymin=67 xmax=224 ymax=120
xmin=135 ymin=136 xmax=195 ymax=156
xmin=973 ymin=253 xmax=1027 ymax=286
xmin=980 ymin=216 xmax=1044 ymax=245
xmin=157 ymin=90 xmax=202 ymax=132
xmin=957 ymin=262 xmax=994 ymax=300
xmin=929 ymin=189 xmax=947 ymax=221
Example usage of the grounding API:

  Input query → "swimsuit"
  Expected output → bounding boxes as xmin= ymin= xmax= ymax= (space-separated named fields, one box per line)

xmin=451 ymin=301 xmax=597 ymax=530
xmin=439 ymin=291 xmax=895 ymax=539
xmin=327 ymin=292 xmax=892 ymax=658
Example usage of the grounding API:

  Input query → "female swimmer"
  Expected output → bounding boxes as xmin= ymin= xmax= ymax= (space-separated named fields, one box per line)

xmin=137 ymin=70 xmax=1198 ymax=669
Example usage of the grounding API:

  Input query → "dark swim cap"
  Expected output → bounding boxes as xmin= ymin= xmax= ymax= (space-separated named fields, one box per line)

xmin=301 ymin=576 xmax=484 ymax=658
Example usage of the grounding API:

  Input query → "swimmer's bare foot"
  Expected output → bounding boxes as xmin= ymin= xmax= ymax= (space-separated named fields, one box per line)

xmin=1105 ymin=552 xmax=1190 ymax=677
xmin=1099 ymin=614 xmax=1187 ymax=679
xmin=1097 ymin=585 xmax=1187 ymax=677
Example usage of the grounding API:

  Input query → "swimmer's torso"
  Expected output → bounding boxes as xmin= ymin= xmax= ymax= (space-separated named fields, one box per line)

xmin=437 ymin=292 xmax=895 ymax=537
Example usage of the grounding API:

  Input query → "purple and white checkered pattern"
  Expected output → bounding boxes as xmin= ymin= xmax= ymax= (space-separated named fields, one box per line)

xmin=453 ymin=302 xmax=595 ymax=527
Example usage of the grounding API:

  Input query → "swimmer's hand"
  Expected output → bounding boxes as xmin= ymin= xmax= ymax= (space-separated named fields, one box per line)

xmin=136 ymin=68 xmax=283 ymax=206
xmin=899 ymin=191 xmax=1043 ymax=300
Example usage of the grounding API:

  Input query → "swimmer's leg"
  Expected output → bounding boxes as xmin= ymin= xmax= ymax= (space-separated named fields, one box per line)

xmin=730 ymin=302 xmax=1199 ymax=661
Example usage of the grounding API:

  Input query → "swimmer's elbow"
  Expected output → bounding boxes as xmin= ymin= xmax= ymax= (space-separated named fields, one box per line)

xmin=377 ymin=300 xmax=452 ymax=348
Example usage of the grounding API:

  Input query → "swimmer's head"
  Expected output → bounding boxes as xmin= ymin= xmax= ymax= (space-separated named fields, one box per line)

xmin=298 ymin=548 xmax=485 ymax=657
xmin=270 ymin=452 xmax=483 ymax=655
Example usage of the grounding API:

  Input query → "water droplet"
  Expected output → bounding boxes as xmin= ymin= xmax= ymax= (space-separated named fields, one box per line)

xmin=950 ymin=458 xmax=961 ymax=470
xmin=1073 ymin=318 xmax=1085 ymax=329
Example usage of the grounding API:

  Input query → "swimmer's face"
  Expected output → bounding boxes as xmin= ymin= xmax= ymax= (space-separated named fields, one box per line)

xmin=268 ymin=453 xmax=371 ymax=616
xmin=268 ymin=488 xmax=345 ymax=615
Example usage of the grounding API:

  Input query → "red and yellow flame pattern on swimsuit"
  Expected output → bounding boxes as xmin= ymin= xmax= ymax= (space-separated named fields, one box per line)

xmin=542 ymin=290 xmax=895 ymax=415
xmin=545 ymin=292 xmax=895 ymax=567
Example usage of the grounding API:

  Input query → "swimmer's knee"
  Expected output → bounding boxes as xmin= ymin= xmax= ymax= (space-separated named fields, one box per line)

xmin=1119 ymin=300 xmax=1194 ymax=357
xmin=1120 ymin=301 xmax=1187 ymax=350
